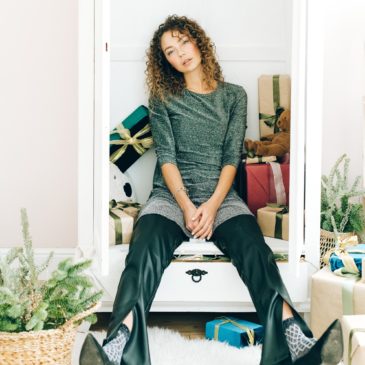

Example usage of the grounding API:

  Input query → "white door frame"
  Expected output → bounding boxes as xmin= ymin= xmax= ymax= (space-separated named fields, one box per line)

xmin=78 ymin=0 xmax=324 ymax=277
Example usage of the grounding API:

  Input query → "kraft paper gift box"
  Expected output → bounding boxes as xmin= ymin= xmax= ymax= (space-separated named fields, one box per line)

xmin=342 ymin=315 xmax=365 ymax=365
xmin=110 ymin=105 xmax=153 ymax=172
xmin=205 ymin=317 xmax=264 ymax=348
xmin=109 ymin=200 xmax=141 ymax=245
xmin=257 ymin=205 xmax=289 ymax=241
xmin=310 ymin=266 xmax=365 ymax=338
xmin=258 ymin=74 xmax=291 ymax=139
xmin=246 ymin=162 xmax=290 ymax=215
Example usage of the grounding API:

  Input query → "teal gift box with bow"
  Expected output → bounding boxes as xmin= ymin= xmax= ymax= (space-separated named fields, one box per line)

xmin=329 ymin=244 xmax=365 ymax=278
xmin=205 ymin=316 xmax=264 ymax=348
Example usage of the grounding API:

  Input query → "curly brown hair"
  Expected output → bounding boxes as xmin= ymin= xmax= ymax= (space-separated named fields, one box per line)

xmin=145 ymin=15 xmax=224 ymax=101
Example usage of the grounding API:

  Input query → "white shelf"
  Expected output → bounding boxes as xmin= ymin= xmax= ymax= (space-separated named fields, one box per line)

xmin=114 ymin=236 xmax=289 ymax=256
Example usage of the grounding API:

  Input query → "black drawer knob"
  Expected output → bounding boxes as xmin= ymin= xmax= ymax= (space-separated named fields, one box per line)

xmin=186 ymin=268 xmax=208 ymax=283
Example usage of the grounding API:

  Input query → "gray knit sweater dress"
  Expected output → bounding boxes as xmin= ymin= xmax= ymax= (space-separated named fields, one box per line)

xmin=137 ymin=81 xmax=253 ymax=238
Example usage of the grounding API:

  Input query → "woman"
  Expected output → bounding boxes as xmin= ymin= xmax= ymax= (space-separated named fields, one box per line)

xmin=80 ymin=15 xmax=343 ymax=365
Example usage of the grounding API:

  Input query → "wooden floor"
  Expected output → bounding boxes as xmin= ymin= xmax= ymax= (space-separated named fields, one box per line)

xmin=91 ymin=312 xmax=261 ymax=340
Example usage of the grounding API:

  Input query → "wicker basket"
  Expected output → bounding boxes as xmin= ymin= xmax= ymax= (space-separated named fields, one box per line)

xmin=320 ymin=229 xmax=357 ymax=268
xmin=0 ymin=302 xmax=101 ymax=365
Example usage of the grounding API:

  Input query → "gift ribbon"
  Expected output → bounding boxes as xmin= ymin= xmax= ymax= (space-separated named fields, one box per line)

xmin=109 ymin=209 xmax=123 ymax=245
xmin=109 ymin=124 xmax=153 ymax=163
xmin=348 ymin=328 xmax=365 ymax=365
xmin=323 ymin=243 xmax=364 ymax=315
xmin=246 ymin=156 xmax=277 ymax=164
xmin=109 ymin=200 xmax=141 ymax=245
xmin=266 ymin=203 xmax=289 ymax=239
xmin=214 ymin=317 xmax=255 ymax=346
xmin=109 ymin=199 xmax=141 ymax=210
xmin=268 ymin=162 xmax=287 ymax=205
xmin=338 ymin=248 xmax=364 ymax=315
xmin=259 ymin=75 xmax=285 ymax=134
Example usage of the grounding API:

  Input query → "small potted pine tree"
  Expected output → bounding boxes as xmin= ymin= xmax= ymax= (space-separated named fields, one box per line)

xmin=320 ymin=154 xmax=365 ymax=267
xmin=0 ymin=208 xmax=103 ymax=365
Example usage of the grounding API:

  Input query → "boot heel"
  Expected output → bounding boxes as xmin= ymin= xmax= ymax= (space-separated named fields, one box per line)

xmin=293 ymin=319 xmax=344 ymax=365
xmin=320 ymin=320 xmax=343 ymax=364
xmin=79 ymin=333 xmax=112 ymax=365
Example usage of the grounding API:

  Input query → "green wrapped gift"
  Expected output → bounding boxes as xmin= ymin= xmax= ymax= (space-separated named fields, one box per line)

xmin=110 ymin=106 xmax=153 ymax=172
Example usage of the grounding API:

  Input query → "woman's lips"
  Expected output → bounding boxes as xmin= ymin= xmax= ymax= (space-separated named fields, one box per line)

xmin=183 ymin=58 xmax=192 ymax=66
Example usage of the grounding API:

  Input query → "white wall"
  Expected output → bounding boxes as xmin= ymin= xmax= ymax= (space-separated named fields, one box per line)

xmin=321 ymin=0 xmax=365 ymax=186
xmin=0 ymin=1 xmax=78 ymax=248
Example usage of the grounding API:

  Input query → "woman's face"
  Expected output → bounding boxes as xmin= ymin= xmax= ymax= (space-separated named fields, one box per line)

xmin=160 ymin=30 xmax=202 ymax=74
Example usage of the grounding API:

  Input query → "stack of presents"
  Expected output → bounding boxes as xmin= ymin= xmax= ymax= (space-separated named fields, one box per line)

xmin=108 ymin=105 xmax=152 ymax=245
xmin=311 ymin=240 xmax=365 ymax=365
xmin=239 ymin=74 xmax=291 ymax=241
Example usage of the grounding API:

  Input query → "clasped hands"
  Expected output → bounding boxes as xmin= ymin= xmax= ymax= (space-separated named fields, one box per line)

xmin=183 ymin=199 xmax=219 ymax=241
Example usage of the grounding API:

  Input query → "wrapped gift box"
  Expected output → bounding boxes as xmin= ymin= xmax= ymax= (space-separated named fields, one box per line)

xmin=110 ymin=105 xmax=153 ymax=172
xmin=109 ymin=200 xmax=141 ymax=245
xmin=205 ymin=317 xmax=264 ymax=348
xmin=342 ymin=315 xmax=365 ymax=365
xmin=257 ymin=205 xmax=289 ymax=241
xmin=246 ymin=163 xmax=290 ymax=215
xmin=310 ymin=267 xmax=365 ymax=338
xmin=258 ymin=74 xmax=291 ymax=139
xmin=329 ymin=244 xmax=365 ymax=275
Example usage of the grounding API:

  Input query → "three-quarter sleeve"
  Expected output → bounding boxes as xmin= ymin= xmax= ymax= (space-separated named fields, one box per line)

xmin=149 ymin=98 xmax=177 ymax=167
xmin=222 ymin=87 xmax=248 ymax=168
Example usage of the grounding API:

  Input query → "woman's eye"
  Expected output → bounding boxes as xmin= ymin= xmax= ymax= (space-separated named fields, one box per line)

xmin=183 ymin=39 xmax=189 ymax=44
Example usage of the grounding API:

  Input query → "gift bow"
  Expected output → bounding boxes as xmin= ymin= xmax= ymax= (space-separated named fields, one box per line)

xmin=323 ymin=246 xmax=364 ymax=279
xmin=259 ymin=106 xmax=284 ymax=131
xmin=322 ymin=234 xmax=359 ymax=276
xmin=338 ymin=235 xmax=359 ymax=249
xmin=214 ymin=317 xmax=255 ymax=346
xmin=109 ymin=124 xmax=153 ymax=163
xmin=259 ymin=75 xmax=285 ymax=134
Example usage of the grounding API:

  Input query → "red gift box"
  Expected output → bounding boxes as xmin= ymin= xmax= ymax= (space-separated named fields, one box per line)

xmin=246 ymin=163 xmax=290 ymax=215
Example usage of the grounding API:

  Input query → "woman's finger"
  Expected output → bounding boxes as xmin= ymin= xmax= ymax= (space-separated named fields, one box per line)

xmin=192 ymin=207 xmax=202 ymax=221
xmin=194 ymin=221 xmax=212 ymax=239
xmin=192 ymin=214 xmax=208 ymax=236
xmin=199 ymin=226 xmax=212 ymax=240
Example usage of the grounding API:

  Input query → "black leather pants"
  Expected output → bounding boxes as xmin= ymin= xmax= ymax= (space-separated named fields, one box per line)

xmin=104 ymin=214 xmax=313 ymax=365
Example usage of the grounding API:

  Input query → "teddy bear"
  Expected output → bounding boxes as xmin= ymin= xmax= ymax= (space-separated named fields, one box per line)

xmin=245 ymin=110 xmax=290 ymax=157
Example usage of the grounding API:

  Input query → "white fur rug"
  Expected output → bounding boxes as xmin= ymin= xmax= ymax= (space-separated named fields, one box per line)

xmin=147 ymin=326 xmax=262 ymax=365
xmin=76 ymin=327 xmax=262 ymax=365
xmin=74 ymin=327 xmax=343 ymax=365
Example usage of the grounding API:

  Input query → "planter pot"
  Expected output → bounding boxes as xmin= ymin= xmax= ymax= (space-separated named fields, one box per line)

xmin=0 ymin=302 xmax=100 ymax=365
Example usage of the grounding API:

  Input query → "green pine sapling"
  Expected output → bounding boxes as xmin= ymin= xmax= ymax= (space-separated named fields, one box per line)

xmin=0 ymin=208 xmax=103 ymax=332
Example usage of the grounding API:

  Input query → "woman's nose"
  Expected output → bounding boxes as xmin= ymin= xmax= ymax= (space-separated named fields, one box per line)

xmin=177 ymin=48 xmax=185 ymax=57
